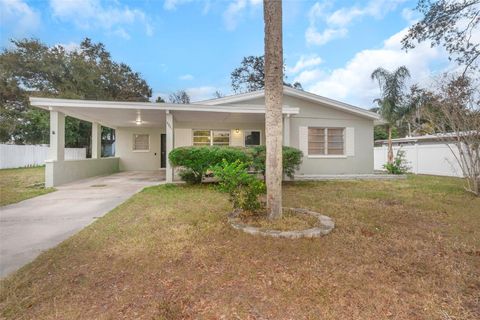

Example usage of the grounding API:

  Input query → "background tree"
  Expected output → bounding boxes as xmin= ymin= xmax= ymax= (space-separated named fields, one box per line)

xmin=214 ymin=90 xmax=224 ymax=98
xmin=155 ymin=96 xmax=166 ymax=103
xmin=231 ymin=55 xmax=302 ymax=93
xmin=374 ymin=126 xmax=399 ymax=141
xmin=263 ymin=0 xmax=284 ymax=219
xmin=0 ymin=38 xmax=152 ymax=149
xmin=371 ymin=66 xmax=411 ymax=164
xmin=169 ymin=90 xmax=190 ymax=104
xmin=421 ymin=75 xmax=480 ymax=195
xmin=402 ymin=0 xmax=480 ymax=73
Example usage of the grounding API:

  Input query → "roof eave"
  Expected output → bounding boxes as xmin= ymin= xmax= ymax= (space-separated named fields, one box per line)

xmin=29 ymin=97 xmax=299 ymax=114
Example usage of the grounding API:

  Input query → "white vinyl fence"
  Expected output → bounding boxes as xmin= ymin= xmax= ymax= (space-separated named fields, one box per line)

xmin=0 ymin=144 xmax=86 ymax=169
xmin=374 ymin=143 xmax=464 ymax=177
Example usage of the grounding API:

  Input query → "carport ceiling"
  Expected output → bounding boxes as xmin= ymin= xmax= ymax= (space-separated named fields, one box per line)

xmin=44 ymin=106 xmax=266 ymax=128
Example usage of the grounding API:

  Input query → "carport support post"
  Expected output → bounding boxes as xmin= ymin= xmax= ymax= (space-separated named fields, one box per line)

xmin=49 ymin=110 xmax=65 ymax=161
xmin=166 ymin=111 xmax=174 ymax=183
xmin=283 ymin=114 xmax=290 ymax=146
xmin=92 ymin=122 xmax=102 ymax=159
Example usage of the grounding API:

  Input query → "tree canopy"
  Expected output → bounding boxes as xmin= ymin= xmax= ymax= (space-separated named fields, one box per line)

xmin=231 ymin=55 xmax=302 ymax=93
xmin=402 ymin=0 xmax=480 ymax=73
xmin=371 ymin=66 xmax=411 ymax=163
xmin=371 ymin=66 xmax=411 ymax=125
xmin=169 ymin=90 xmax=191 ymax=104
xmin=0 ymin=38 xmax=152 ymax=145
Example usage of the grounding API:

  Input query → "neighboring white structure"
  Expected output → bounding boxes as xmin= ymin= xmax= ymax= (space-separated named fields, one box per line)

xmin=29 ymin=86 xmax=382 ymax=187
xmin=374 ymin=135 xmax=464 ymax=177
xmin=0 ymin=144 xmax=86 ymax=169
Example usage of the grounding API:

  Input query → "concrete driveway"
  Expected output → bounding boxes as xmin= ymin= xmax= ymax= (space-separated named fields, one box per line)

xmin=0 ymin=171 xmax=164 ymax=278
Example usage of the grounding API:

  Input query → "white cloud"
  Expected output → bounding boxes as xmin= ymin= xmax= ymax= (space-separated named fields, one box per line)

xmin=306 ymin=0 xmax=406 ymax=46
xmin=179 ymin=74 xmax=194 ymax=81
xmin=112 ymin=28 xmax=131 ymax=40
xmin=401 ymin=8 xmax=417 ymax=24
xmin=223 ymin=0 xmax=261 ymax=31
xmin=49 ymin=0 xmax=153 ymax=39
xmin=163 ymin=0 xmax=193 ymax=11
xmin=163 ymin=0 xmax=211 ymax=14
xmin=305 ymin=27 xmax=347 ymax=46
xmin=55 ymin=42 xmax=80 ymax=52
xmin=0 ymin=0 xmax=41 ymax=37
xmin=286 ymin=54 xmax=323 ymax=74
xmin=293 ymin=69 xmax=325 ymax=85
xmin=185 ymin=86 xmax=218 ymax=101
xmin=299 ymin=27 xmax=452 ymax=108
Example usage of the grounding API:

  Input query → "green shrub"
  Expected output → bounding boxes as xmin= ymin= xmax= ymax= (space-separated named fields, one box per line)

xmin=211 ymin=159 xmax=266 ymax=211
xmin=250 ymin=145 xmax=303 ymax=179
xmin=384 ymin=149 xmax=410 ymax=174
xmin=169 ymin=146 xmax=250 ymax=184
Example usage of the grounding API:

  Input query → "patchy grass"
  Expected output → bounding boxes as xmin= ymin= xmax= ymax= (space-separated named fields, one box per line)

xmin=0 ymin=166 xmax=54 ymax=206
xmin=0 ymin=175 xmax=479 ymax=319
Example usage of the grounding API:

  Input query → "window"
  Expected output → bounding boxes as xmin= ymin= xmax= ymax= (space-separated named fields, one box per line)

xmin=133 ymin=134 xmax=149 ymax=151
xmin=193 ymin=130 xmax=230 ymax=146
xmin=244 ymin=130 xmax=261 ymax=146
xmin=193 ymin=130 xmax=211 ymax=146
xmin=212 ymin=130 xmax=230 ymax=145
xmin=308 ymin=127 xmax=344 ymax=155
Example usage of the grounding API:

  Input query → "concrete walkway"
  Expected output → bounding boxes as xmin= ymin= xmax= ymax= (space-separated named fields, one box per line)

xmin=0 ymin=171 xmax=164 ymax=278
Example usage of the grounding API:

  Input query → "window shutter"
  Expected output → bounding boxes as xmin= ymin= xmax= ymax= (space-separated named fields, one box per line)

xmin=346 ymin=127 xmax=355 ymax=156
xmin=299 ymin=126 xmax=308 ymax=156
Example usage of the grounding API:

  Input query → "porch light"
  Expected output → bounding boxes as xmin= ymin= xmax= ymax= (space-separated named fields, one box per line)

xmin=235 ymin=129 xmax=240 ymax=134
xmin=136 ymin=119 xmax=142 ymax=125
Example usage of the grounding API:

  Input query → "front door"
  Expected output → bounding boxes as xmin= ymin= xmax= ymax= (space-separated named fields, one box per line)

xmin=160 ymin=134 xmax=166 ymax=168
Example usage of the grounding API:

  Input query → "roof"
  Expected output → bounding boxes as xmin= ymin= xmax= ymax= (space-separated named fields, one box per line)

xmin=29 ymin=97 xmax=299 ymax=114
xmin=28 ymin=97 xmax=299 ymax=128
xmin=197 ymin=86 xmax=382 ymax=122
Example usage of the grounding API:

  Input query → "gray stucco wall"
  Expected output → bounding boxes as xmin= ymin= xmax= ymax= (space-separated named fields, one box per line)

xmin=114 ymin=94 xmax=374 ymax=175
xmin=230 ymin=95 xmax=375 ymax=175
xmin=116 ymin=127 xmax=164 ymax=171
xmin=45 ymin=157 xmax=119 ymax=187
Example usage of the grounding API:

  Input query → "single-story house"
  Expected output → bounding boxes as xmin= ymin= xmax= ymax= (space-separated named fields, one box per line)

xmin=29 ymin=86 xmax=382 ymax=187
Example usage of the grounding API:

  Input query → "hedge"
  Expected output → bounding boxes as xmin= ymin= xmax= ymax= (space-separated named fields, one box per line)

xmin=169 ymin=146 xmax=250 ymax=183
xmin=249 ymin=145 xmax=303 ymax=179
xmin=169 ymin=145 xmax=303 ymax=183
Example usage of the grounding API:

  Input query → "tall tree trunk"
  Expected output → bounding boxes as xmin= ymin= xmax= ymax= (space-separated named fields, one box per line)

xmin=387 ymin=125 xmax=394 ymax=164
xmin=263 ymin=0 xmax=283 ymax=220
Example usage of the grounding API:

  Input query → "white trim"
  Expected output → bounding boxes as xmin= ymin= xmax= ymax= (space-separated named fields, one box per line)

xmin=307 ymin=155 xmax=347 ymax=159
xmin=30 ymin=97 xmax=299 ymax=115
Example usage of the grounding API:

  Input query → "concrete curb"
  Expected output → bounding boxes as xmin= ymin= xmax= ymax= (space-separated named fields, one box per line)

xmin=228 ymin=207 xmax=335 ymax=239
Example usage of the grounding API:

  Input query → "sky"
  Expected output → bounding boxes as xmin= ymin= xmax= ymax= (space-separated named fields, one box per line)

xmin=0 ymin=0 xmax=456 ymax=108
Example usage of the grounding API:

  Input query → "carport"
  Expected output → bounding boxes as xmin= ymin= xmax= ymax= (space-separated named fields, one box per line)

xmin=29 ymin=97 xmax=299 ymax=187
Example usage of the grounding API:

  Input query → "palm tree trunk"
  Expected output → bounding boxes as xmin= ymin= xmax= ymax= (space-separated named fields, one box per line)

xmin=263 ymin=0 xmax=283 ymax=219
xmin=387 ymin=125 xmax=394 ymax=164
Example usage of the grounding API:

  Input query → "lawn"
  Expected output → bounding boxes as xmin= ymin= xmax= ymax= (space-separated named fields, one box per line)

xmin=0 ymin=176 xmax=479 ymax=319
xmin=0 ymin=166 xmax=54 ymax=206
